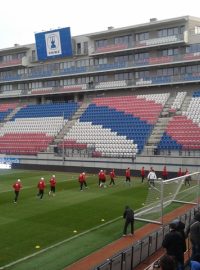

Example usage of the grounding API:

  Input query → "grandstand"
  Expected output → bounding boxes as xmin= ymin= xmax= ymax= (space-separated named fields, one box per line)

xmin=0 ymin=16 xmax=200 ymax=173
xmin=1 ymin=15 xmax=200 ymax=270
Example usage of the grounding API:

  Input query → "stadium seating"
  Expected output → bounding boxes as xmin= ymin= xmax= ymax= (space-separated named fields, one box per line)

xmin=158 ymin=90 xmax=200 ymax=151
xmin=139 ymin=35 xmax=178 ymax=47
xmin=95 ymin=80 xmax=127 ymax=89
xmin=31 ymin=84 xmax=87 ymax=95
xmin=0 ymin=102 xmax=79 ymax=155
xmin=95 ymin=43 xmax=128 ymax=53
xmin=171 ymin=91 xmax=187 ymax=110
xmin=0 ymin=103 xmax=18 ymax=121
xmin=0 ymin=90 xmax=22 ymax=97
xmin=63 ymin=94 xmax=169 ymax=157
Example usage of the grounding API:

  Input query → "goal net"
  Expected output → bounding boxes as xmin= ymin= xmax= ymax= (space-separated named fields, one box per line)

xmin=135 ymin=172 xmax=200 ymax=224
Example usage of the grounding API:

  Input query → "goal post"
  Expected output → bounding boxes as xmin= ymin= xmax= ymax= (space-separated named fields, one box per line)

xmin=135 ymin=172 xmax=200 ymax=225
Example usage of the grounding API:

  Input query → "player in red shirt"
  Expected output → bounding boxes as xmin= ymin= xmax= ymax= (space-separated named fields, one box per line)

xmin=99 ymin=170 xmax=106 ymax=188
xmin=177 ymin=168 xmax=183 ymax=177
xmin=78 ymin=172 xmax=87 ymax=191
xmin=13 ymin=179 xmax=22 ymax=203
xmin=162 ymin=165 xmax=168 ymax=180
xmin=49 ymin=175 xmax=56 ymax=196
xmin=125 ymin=168 xmax=131 ymax=185
xmin=37 ymin=177 xmax=46 ymax=199
xmin=109 ymin=169 xmax=116 ymax=186
xmin=141 ymin=167 xmax=145 ymax=183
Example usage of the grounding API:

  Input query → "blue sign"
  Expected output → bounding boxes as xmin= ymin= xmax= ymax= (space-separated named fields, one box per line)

xmin=35 ymin=27 xmax=73 ymax=60
xmin=0 ymin=157 xmax=20 ymax=164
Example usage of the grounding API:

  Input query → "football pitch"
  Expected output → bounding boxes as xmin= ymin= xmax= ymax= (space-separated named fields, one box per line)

xmin=0 ymin=169 xmax=148 ymax=270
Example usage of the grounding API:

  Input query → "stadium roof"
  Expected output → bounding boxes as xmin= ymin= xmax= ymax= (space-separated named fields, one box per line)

xmin=85 ymin=15 xmax=200 ymax=38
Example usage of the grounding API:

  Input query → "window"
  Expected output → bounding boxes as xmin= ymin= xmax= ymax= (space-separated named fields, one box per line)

xmin=157 ymin=26 xmax=183 ymax=37
xmin=94 ymin=75 xmax=107 ymax=83
xmin=77 ymin=77 xmax=86 ymax=84
xmin=83 ymin=42 xmax=88 ymax=54
xmin=115 ymin=72 xmax=133 ymax=80
xmin=157 ymin=67 xmax=180 ymax=76
xmin=94 ymin=58 xmax=107 ymax=65
xmin=32 ymin=81 xmax=42 ymax=89
xmin=2 ymin=84 xmax=12 ymax=91
xmin=62 ymin=78 xmax=75 ymax=86
xmin=186 ymin=44 xmax=200 ymax=53
xmin=76 ymin=43 xmax=81 ymax=54
xmin=95 ymin=39 xmax=108 ymax=48
xmin=135 ymin=71 xmax=149 ymax=79
xmin=134 ymin=52 xmax=149 ymax=60
xmin=180 ymin=26 xmax=185 ymax=34
xmin=186 ymin=66 xmax=192 ymax=74
xmin=195 ymin=26 xmax=200 ymax=34
xmin=114 ymin=35 xmax=132 ymax=44
xmin=32 ymin=50 xmax=36 ymax=61
xmin=114 ymin=55 xmax=132 ymax=62
xmin=160 ymin=48 xmax=178 ymax=56
xmin=135 ymin=32 xmax=149 ymax=41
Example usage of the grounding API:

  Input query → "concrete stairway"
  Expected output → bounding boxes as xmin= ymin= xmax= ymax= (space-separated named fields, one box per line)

xmin=47 ymin=101 xmax=91 ymax=152
xmin=142 ymin=91 xmax=193 ymax=155
xmin=142 ymin=94 xmax=176 ymax=155
xmin=3 ymin=106 xmax=22 ymax=122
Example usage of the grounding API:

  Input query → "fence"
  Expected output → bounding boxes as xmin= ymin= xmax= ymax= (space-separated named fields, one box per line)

xmin=94 ymin=207 xmax=198 ymax=270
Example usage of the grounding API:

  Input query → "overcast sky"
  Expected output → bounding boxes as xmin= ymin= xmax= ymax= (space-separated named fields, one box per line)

xmin=0 ymin=0 xmax=199 ymax=49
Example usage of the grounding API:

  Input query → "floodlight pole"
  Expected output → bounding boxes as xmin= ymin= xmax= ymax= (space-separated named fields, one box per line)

xmin=62 ymin=112 xmax=65 ymax=165
xmin=198 ymin=173 xmax=200 ymax=210
xmin=161 ymin=179 xmax=164 ymax=224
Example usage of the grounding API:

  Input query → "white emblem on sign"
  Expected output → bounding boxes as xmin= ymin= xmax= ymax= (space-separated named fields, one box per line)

xmin=45 ymin=31 xmax=62 ymax=56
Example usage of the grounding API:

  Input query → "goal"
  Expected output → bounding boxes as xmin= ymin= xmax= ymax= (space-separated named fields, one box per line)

xmin=135 ymin=172 xmax=200 ymax=224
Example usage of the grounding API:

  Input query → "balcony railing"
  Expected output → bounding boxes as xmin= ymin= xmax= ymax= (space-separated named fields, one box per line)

xmin=1 ymin=51 xmax=200 ymax=84
xmin=0 ymin=59 xmax=22 ymax=68
xmin=92 ymin=33 xmax=185 ymax=55
xmin=1 ymin=72 xmax=200 ymax=98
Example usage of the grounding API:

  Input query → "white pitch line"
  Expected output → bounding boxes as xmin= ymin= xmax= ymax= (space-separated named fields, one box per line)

xmin=0 ymin=201 xmax=147 ymax=269
xmin=0 ymin=216 xmax=121 ymax=269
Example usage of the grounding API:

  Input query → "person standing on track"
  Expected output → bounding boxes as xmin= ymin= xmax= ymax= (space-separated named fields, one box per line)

xmin=123 ymin=205 xmax=135 ymax=236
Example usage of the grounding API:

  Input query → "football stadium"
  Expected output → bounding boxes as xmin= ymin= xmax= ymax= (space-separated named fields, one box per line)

xmin=0 ymin=15 xmax=200 ymax=270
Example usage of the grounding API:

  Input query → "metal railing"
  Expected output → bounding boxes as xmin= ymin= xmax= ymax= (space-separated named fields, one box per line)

xmin=93 ymin=207 xmax=198 ymax=270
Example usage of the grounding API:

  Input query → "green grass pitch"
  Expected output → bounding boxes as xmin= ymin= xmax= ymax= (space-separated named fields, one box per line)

xmin=0 ymin=169 xmax=148 ymax=269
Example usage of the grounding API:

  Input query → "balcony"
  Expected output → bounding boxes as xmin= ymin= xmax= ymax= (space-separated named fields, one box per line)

xmin=91 ymin=33 xmax=186 ymax=55
xmin=0 ymin=59 xmax=22 ymax=69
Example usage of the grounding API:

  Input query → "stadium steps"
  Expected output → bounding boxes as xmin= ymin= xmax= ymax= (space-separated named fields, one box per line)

xmin=180 ymin=94 xmax=193 ymax=114
xmin=160 ymin=94 xmax=176 ymax=117
xmin=50 ymin=101 xmax=91 ymax=145
xmin=142 ymin=117 xmax=173 ymax=154
xmin=141 ymin=95 xmax=176 ymax=154
xmin=3 ymin=106 xmax=21 ymax=122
